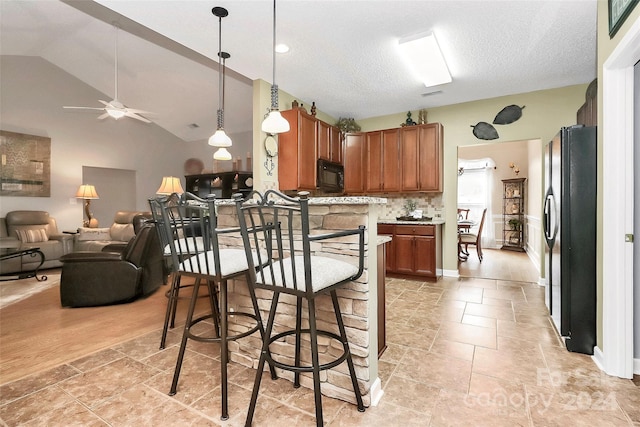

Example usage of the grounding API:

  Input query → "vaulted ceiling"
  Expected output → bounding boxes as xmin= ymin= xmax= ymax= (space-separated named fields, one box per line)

xmin=0 ymin=0 xmax=597 ymax=142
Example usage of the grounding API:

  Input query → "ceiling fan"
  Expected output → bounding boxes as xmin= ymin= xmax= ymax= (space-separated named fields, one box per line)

xmin=64 ymin=24 xmax=153 ymax=123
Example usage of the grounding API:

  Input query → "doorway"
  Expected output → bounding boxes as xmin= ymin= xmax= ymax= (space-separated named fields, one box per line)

xmin=601 ymin=17 xmax=640 ymax=379
xmin=457 ymin=140 xmax=542 ymax=283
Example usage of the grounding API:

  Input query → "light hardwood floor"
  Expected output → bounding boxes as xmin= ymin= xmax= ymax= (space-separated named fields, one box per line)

xmin=0 ymin=274 xmax=210 ymax=385
xmin=458 ymin=248 xmax=539 ymax=283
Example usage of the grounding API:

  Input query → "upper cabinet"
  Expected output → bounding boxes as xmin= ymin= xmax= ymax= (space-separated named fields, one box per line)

xmin=400 ymin=123 xmax=443 ymax=192
xmin=576 ymin=79 xmax=597 ymax=127
xmin=317 ymin=120 xmax=343 ymax=164
xmin=366 ymin=129 xmax=400 ymax=192
xmin=279 ymin=108 xmax=343 ymax=192
xmin=344 ymin=133 xmax=366 ymax=194
xmin=279 ymin=108 xmax=318 ymax=191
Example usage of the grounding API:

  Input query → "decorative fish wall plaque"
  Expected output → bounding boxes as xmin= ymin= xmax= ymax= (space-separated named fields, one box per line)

xmin=470 ymin=122 xmax=499 ymax=140
xmin=493 ymin=105 xmax=525 ymax=125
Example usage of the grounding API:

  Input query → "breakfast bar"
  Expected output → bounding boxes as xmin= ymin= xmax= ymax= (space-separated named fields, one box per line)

xmin=215 ymin=195 xmax=387 ymax=406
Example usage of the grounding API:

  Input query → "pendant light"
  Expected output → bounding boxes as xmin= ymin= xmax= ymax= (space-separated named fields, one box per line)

xmin=261 ymin=0 xmax=290 ymax=134
xmin=209 ymin=6 xmax=233 ymax=159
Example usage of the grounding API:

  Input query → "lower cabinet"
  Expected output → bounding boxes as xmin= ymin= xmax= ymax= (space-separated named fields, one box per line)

xmin=377 ymin=223 xmax=441 ymax=280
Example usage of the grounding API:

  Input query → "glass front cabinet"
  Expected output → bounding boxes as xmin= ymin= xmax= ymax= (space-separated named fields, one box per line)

xmin=501 ymin=178 xmax=526 ymax=252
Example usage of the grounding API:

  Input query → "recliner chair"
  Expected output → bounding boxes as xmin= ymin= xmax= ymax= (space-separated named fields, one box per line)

xmin=59 ymin=219 xmax=164 ymax=307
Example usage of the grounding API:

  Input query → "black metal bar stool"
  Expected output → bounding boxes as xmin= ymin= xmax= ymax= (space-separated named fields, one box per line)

xmin=149 ymin=196 xmax=213 ymax=350
xmin=153 ymin=192 xmax=275 ymax=421
xmin=234 ymin=190 xmax=366 ymax=427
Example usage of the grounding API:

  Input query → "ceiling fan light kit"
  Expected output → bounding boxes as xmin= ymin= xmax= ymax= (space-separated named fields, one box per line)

xmin=63 ymin=24 xmax=153 ymax=123
xmin=261 ymin=0 xmax=290 ymax=135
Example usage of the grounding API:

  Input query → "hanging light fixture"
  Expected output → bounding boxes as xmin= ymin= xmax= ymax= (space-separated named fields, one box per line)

xmin=261 ymin=0 xmax=290 ymax=134
xmin=209 ymin=6 xmax=233 ymax=158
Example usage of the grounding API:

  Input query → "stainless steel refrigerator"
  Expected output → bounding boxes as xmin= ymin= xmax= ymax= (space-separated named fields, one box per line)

xmin=543 ymin=125 xmax=597 ymax=355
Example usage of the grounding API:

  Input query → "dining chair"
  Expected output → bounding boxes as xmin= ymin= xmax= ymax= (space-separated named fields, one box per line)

xmin=457 ymin=208 xmax=470 ymax=220
xmin=153 ymin=192 xmax=274 ymax=421
xmin=234 ymin=190 xmax=366 ymax=427
xmin=459 ymin=208 xmax=487 ymax=261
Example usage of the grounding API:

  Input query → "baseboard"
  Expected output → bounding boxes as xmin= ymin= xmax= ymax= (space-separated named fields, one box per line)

xmin=442 ymin=269 xmax=459 ymax=278
xmin=634 ymin=358 xmax=640 ymax=375
xmin=592 ymin=346 xmax=605 ymax=372
xmin=369 ymin=376 xmax=384 ymax=406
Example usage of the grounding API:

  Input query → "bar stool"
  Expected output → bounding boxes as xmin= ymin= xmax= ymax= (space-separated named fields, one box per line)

xmin=234 ymin=190 xmax=366 ymax=427
xmin=153 ymin=192 xmax=274 ymax=420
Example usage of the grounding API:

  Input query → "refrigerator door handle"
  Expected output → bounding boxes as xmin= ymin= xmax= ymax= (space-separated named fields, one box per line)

xmin=543 ymin=190 xmax=558 ymax=243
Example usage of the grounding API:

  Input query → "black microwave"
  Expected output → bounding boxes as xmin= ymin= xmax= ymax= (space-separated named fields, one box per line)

xmin=317 ymin=159 xmax=344 ymax=193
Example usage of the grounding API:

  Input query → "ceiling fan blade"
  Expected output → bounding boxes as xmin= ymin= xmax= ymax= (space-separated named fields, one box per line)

xmin=63 ymin=106 xmax=105 ymax=111
xmin=124 ymin=111 xmax=152 ymax=123
xmin=98 ymin=100 xmax=112 ymax=107
xmin=97 ymin=112 xmax=110 ymax=120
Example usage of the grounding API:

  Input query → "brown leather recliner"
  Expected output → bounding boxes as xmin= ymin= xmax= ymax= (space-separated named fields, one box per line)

xmin=59 ymin=219 xmax=164 ymax=307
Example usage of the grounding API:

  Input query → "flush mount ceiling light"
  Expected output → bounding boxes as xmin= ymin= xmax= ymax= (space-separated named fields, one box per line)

xmin=398 ymin=32 xmax=452 ymax=88
xmin=261 ymin=0 xmax=290 ymax=134
xmin=208 ymin=6 xmax=232 ymax=150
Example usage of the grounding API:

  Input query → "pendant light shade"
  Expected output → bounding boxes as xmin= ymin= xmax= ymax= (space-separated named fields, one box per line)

xmin=261 ymin=0 xmax=290 ymax=134
xmin=262 ymin=109 xmax=290 ymax=134
xmin=213 ymin=147 xmax=232 ymax=160
xmin=208 ymin=7 xmax=233 ymax=152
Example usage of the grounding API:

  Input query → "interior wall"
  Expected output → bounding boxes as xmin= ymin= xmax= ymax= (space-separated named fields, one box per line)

xmin=0 ymin=55 xmax=192 ymax=231
xmin=83 ymin=166 xmax=136 ymax=227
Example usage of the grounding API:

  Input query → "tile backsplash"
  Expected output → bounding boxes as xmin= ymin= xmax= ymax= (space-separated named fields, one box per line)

xmin=378 ymin=193 xmax=444 ymax=220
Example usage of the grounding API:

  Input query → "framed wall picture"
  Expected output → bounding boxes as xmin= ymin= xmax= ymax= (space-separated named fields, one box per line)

xmin=609 ymin=0 xmax=639 ymax=37
xmin=0 ymin=130 xmax=51 ymax=197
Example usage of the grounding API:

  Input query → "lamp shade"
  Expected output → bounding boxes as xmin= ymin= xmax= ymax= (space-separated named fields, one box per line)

xmin=213 ymin=147 xmax=232 ymax=161
xmin=156 ymin=176 xmax=185 ymax=195
xmin=76 ymin=184 xmax=99 ymax=199
xmin=262 ymin=110 xmax=290 ymax=134
xmin=208 ymin=129 xmax=232 ymax=147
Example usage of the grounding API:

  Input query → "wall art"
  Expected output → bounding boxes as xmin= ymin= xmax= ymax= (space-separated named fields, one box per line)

xmin=0 ymin=130 xmax=51 ymax=197
xmin=609 ymin=0 xmax=639 ymax=37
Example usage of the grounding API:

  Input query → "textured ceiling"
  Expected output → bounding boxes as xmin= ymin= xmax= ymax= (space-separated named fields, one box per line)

xmin=0 ymin=0 xmax=597 ymax=142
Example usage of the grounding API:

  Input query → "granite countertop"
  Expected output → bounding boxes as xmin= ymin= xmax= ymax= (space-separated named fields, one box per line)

xmin=377 ymin=235 xmax=393 ymax=245
xmin=215 ymin=196 xmax=387 ymax=206
xmin=378 ymin=218 xmax=446 ymax=225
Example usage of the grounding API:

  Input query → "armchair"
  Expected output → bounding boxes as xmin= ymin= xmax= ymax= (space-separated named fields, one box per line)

xmin=59 ymin=221 xmax=164 ymax=307
xmin=0 ymin=210 xmax=73 ymax=275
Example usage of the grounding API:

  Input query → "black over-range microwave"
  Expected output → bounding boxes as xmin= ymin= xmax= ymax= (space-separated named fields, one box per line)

xmin=317 ymin=159 xmax=344 ymax=194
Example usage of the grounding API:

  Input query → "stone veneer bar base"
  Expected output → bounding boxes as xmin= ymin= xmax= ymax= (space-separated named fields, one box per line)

xmin=215 ymin=196 xmax=386 ymax=407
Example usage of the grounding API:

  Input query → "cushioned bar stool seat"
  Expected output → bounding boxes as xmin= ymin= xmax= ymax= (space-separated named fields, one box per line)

xmin=234 ymin=190 xmax=366 ymax=427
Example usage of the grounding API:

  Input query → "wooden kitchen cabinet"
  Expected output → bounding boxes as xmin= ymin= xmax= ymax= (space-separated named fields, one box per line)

xmin=378 ymin=223 xmax=441 ymax=280
xmin=401 ymin=123 xmax=443 ymax=192
xmin=330 ymin=126 xmax=342 ymax=164
xmin=366 ymin=129 xmax=400 ymax=192
xmin=317 ymin=121 xmax=343 ymax=164
xmin=344 ymin=133 xmax=366 ymax=194
xmin=279 ymin=108 xmax=318 ymax=191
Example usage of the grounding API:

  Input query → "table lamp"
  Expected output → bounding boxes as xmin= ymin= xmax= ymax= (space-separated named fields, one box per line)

xmin=156 ymin=176 xmax=184 ymax=195
xmin=76 ymin=184 xmax=99 ymax=228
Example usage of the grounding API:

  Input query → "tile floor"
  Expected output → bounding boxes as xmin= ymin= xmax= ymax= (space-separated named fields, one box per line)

xmin=1 ymin=276 xmax=638 ymax=426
